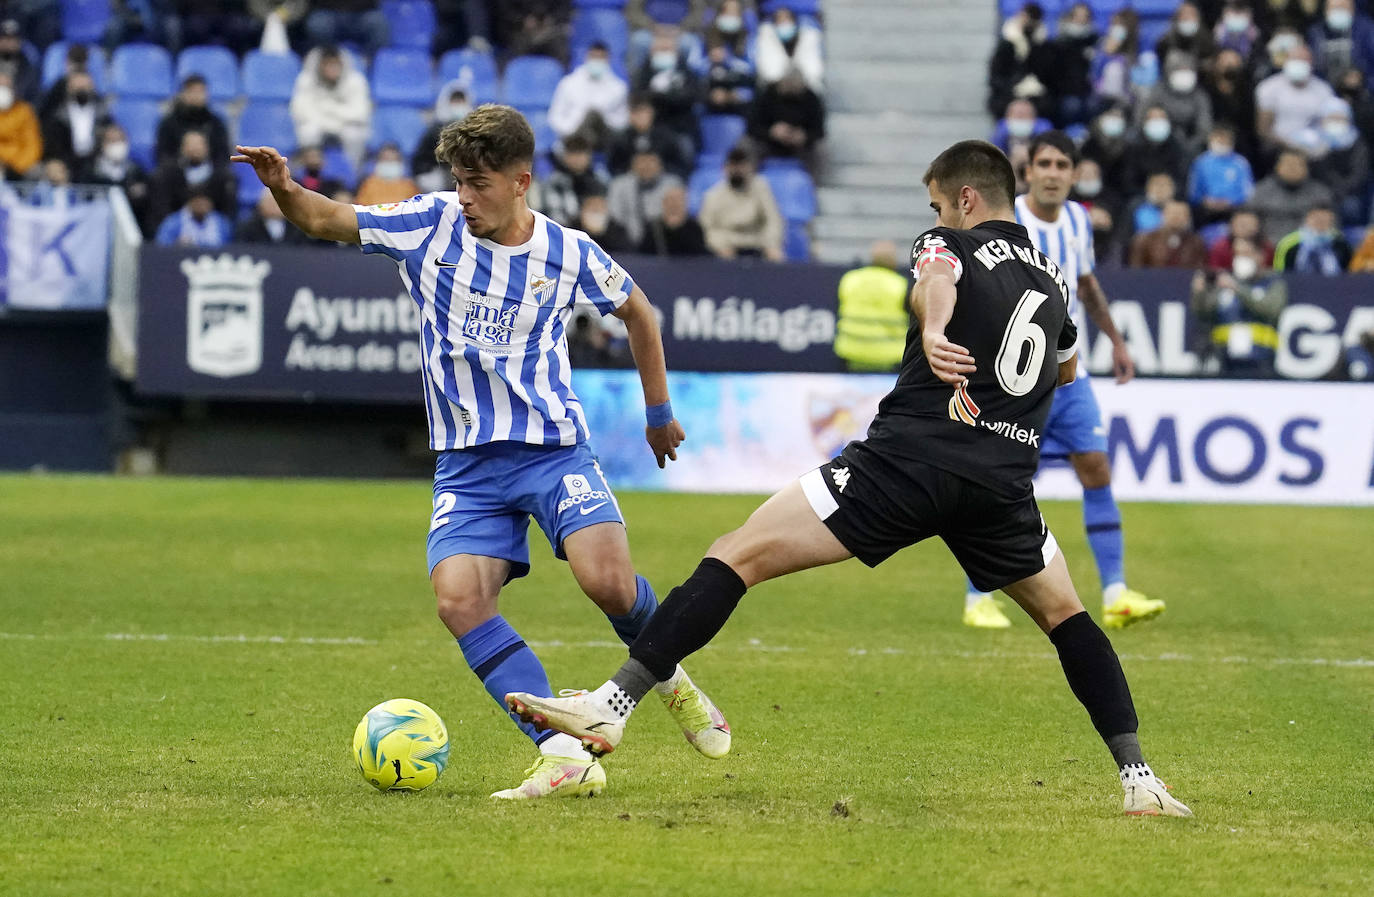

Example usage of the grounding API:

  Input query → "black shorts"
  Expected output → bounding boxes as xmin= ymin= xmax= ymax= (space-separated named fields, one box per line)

xmin=799 ymin=441 xmax=1058 ymax=593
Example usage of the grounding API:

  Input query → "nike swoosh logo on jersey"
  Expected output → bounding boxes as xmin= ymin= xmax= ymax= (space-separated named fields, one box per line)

xmin=579 ymin=501 xmax=608 ymax=516
xmin=434 ymin=258 xmax=458 ymax=267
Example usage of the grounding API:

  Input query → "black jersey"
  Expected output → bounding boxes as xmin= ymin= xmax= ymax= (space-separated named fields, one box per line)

xmin=864 ymin=220 xmax=1078 ymax=499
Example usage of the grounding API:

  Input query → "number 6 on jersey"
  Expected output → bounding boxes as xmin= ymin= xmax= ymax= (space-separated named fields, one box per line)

xmin=995 ymin=289 xmax=1049 ymax=397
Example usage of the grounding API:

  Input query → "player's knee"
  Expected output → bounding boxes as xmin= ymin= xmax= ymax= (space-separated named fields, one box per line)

xmin=433 ymin=584 xmax=493 ymax=636
xmin=577 ymin=566 xmax=636 ymax=615
xmin=1072 ymin=452 xmax=1112 ymax=489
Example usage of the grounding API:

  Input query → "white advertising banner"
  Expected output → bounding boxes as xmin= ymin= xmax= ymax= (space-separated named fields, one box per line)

xmin=576 ymin=372 xmax=1374 ymax=506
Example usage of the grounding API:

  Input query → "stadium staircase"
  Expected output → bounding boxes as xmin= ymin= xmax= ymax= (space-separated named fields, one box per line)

xmin=814 ymin=0 xmax=998 ymax=264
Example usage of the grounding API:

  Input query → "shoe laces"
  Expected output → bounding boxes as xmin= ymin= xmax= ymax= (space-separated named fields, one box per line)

xmin=663 ymin=681 xmax=713 ymax=731
xmin=557 ymin=688 xmax=589 ymax=698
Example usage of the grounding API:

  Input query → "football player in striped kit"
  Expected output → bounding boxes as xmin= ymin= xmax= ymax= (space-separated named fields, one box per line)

xmin=233 ymin=105 xmax=730 ymax=800
xmin=961 ymin=131 xmax=1167 ymax=631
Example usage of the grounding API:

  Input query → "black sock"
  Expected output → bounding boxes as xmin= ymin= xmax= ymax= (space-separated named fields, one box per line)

xmin=626 ymin=557 xmax=747 ymax=683
xmin=1048 ymin=611 xmax=1141 ymax=767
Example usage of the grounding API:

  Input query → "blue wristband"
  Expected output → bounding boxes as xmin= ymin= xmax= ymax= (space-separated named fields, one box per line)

xmin=645 ymin=401 xmax=673 ymax=428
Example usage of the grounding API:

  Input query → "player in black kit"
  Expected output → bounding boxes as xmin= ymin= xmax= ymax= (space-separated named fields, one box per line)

xmin=506 ymin=140 xmax=1192 ymax=817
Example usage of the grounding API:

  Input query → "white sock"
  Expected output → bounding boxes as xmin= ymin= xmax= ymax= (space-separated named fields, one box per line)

xmin=651 ymin=665 xmax=688 ymax=697
xmin=592 ymin=680 xmax=638 ymax=719
xmin=1103 ymin=582 xmax=1127 ymax=606
xmin=1119 ymin=761 xmax=1156 ymax=785
xmin=965 ymin=591 xmax=991 ymax=610
xmin=538 ymin=732 xmax=588 ymax=758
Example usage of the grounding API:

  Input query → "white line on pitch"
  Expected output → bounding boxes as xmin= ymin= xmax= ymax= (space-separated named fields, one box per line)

xmin=1 ymin=631 xmax=1370 ymax=669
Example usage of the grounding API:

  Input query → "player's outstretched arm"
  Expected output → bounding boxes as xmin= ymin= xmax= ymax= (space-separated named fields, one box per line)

xmin=1077 ymin=272 xmax=1134 ymax=383
xmin=231 ymin=145 xmax=360 ymax=245
xmin=912 ymin=266 xmax=976 ymax=386
xmin=613 ymin=285 xmax=685 ymax=468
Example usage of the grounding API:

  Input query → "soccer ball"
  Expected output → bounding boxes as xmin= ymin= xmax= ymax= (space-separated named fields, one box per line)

xmin=353 ymin=698 xmax=450 ymax=792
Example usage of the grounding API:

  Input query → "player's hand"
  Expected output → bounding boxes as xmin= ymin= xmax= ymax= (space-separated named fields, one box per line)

xmin=645 ymin=419 xmax=686 ymax=469
xmin=923 ymin=332 xmax=976 ymax=385
xmin=231 ymin=144 xmax=292 ymax=191
xmin=1111 ymin=340 xmax=1135 ymax=384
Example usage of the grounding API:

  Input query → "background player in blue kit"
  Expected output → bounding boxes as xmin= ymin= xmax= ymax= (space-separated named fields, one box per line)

xmin=234 ymin=104 xmax=730 ymax=800
xmin=961 ymin=131 xmax=1168 ymax=631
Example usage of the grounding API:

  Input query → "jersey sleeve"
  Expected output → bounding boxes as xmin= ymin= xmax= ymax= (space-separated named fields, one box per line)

xmin=574 ymin=238 xmax=636 ymax=316
xmin=910 ymin=228 xmax=965 ymax=283
xmin=1057 ymin=314 xmax=1079 ymax=363
xmin=353 ymin=193 xmax=448 ymax=260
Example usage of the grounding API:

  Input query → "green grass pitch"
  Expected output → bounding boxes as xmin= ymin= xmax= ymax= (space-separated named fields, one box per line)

xmin=1 ymin=474 xmax=1371 ymax=896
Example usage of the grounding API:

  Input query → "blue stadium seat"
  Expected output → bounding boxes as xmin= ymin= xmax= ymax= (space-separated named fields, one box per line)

xmin=235 ymin=162 xmax=266 ymax=214
xmin=42 ymin=42 xmax=106 ymax=92
xmin=573 ymin=0 xmax=627 ymax=8
xmin=1131 ymin=0 xmax=1181 ymax=16
xmin=998 ymin=0 xmax=1062 ymax=19
xmin=502 ymin=55 xmax=564 ymax=112
xmin=62 ymin=0 xmax=111 ymax=45
xmin=381 ymin=0 xmax=436 ymax=50
xmin=571 ymin=8 xmax=631 ymax=61
xmin=241 ymin=50 xmax=301 ymax=102
xmin=437 ymin=48 xmax=499 ymax=103
xmin=110 ymin=43 xmax=174 ymax=99
xmin=237 ymin=101 xmax=296 ymax=151
xmin=687 ymin=165 xmax=723 ymax=216
xmin=109 ymin=98 xmax=160 ymax=169
xmin=783 ymin=220 xmax=810 ymax=262
xmin=762 ymin=0 xmax=822 ymax=15
xmin=370 ymin=105 xmax=427 ymax=156
xmin=761 ymin=164 xmax=816 ymax=223
xmin=176 ymin=45 xmax=240 ymax=100
xmin=698 ymin=114 xmax=747 ymax=160
xmin=526 ymin=109 xmax=555 ymax=157
xmin=371 ymin=48 xmax=435 ymax=107
xmin=645 ymin=0 xmax=690 ymax=23
xmin=320 ymin=144 xmax=356 ymax=187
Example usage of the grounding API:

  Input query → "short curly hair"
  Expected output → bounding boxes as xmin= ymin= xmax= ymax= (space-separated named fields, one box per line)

xmin=434 ymin=104 xmax=535 ymax=172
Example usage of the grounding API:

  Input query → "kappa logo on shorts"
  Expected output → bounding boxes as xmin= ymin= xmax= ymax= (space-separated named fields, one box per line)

xmin=831 ymin=466 xmax=851 ymax=494
xmin=557 ymin=473 xmax=613 ymax=516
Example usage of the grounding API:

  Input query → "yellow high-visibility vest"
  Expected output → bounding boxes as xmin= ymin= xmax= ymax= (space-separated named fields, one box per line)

xmin=834 ymin=265 xmax=910 ymax=370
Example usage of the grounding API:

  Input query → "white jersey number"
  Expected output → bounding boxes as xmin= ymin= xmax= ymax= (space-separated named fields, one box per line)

xmin=995 ymin=289 xmax=1048 ymax=397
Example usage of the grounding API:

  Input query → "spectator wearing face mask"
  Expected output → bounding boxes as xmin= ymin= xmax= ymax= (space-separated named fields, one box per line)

xmin=537 ymin=134 xmax=608 ymax=227
xmin=354 ymin=143 xmax=420 ymax=206
xmin=1207 ymin=207 xmax=1276 ymax=269
xmin=1191 ymin=237 xmax=1287 ymax=378
xmin=577 ymin=190 xmax=634 ymax=255
xmin=154 ymin=185 xmax=233 ymax=248
xmin=1299 ymin=96 xmax=1371 ymax=223
xmin=1130 ymin=200 xmax=1209 ymax=268
xmin=1274 ymin=203 xmax=1353 ymax=273
xmin=39 ymin=69 xmax=110 ymax=179
xmin=991 ymin=97 xmax=1052 ymax=155
xmin=1144 ymin=51 xmax=1213 ymax=156
xmin=1156 ymin=2 xmax=1215 ymax=64
xmin=1081 ymin=105 xmax=1130 ymax=194
xmin=1205 ymin=48 xmax=1260 ymax=164
xmin=1215 ymin=0 xmax=1262 ymax=60
xmin=1332 ymin=64 xmax=1374 ymax=143
xmin=707 ymin=0 xmax=752 ymax=60
xmin=1070 ymin=157 xmax=1124 ymax=262
xmin=413 ymin=82 xmax=471 ymax=194
xmin=156 ymin=75 xmax=230 ymax=169
xmin=1126 ymin=172 xmax=1179 ymax=241
xmin=1048 ymin=3 xmax=1097 ymax=127
xmin=699 ymin=142 xmax=783 ymax=261
xmin=607 ymin=146 xmax=684 ymax=247
xmin=608 ymin=92 xmax=693 ymax=179
xmin=549 ymin=42 xmax=629 ymax=151
xmin=1256 ymin=41 xmax=1336 ymax=153
xmin=293 ymin=144 xmax=346 ymax=198
xmin=756 ymin=7 xmax=823 ymax=91
xmin=1307 ymin=0 xmax=1374 ymax=84
xmin=704 ymin=34 xmax=755 ymax=117
xmin=1090 ymin=9 xmax=1138 ymax=110
xmin=1249 ymin=148 xmax=1335 ymax=241
xmin=291 ymin=45 xmax=372 ymax=166
xmin=1188 ymin=124 xmax=1254 ymax=226
xmin=639 ymin=184 xmax=709 ymax=257
xmin=632 ymin=27 xmax=702 ymax=161
xmin=87 ymin=122 xmax=151 ymax=232
xmin=1124 ymin=104 xmax=1191 ymax=195
xmin=988 ymin=2 xmax=1053 ymax=119
xmin=146 ymin=129 xmax=236 ymax=230
xmin=0 ymin=69 xmax=41 ymax=178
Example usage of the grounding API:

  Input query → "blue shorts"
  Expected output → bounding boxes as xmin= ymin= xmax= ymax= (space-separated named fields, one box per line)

xmin=1040 ymin=375 xmax=1108 ymax=460
xmin=425 ymin=441 xmax=625 ymax=579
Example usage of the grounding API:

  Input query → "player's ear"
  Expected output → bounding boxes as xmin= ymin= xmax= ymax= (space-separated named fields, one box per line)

xmin=512 ymin=167 xmax=532 ymax=198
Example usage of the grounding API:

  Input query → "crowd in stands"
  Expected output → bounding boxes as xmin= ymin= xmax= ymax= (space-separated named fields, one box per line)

xmin=0 ymin=0 xmax=825 ymax=260
xmin=989 ymin=0 xmax=1374 ymax=276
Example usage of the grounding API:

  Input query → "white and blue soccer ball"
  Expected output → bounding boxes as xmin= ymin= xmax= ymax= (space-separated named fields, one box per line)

xmin=353 ymin=699 xmax=450 ymax=792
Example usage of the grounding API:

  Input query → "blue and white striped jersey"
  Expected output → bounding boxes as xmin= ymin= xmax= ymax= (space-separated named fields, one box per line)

xmin=1014 ymin=194 xmax=1094 ymax=366
xmin=354 ymin=196 xmax=634 ymax=450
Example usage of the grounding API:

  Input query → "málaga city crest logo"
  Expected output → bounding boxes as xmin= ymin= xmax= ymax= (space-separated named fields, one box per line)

xmin=181 ymin=254 xmax=271 ymax=378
